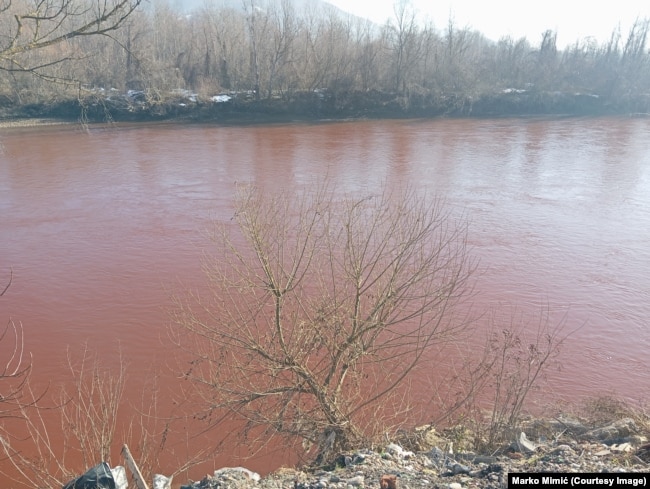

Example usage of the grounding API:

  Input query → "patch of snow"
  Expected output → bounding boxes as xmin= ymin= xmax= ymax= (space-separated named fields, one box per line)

xmin=212 ymin=94 xmax=232 ymax=103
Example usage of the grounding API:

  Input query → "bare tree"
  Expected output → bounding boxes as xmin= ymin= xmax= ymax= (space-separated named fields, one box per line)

xmin=386 ymin=0 xmax=422 ymax=95
xmin=264 ymin=0 xmax=298 ymax=98
xmin=59 ymin=347 xmax=127 ymax=468
xmin=492 ymin=35 xmax=532 ymax=89
xmin=297 ymin=6 xmax=356 ymax=92
xmin=244 ymin=0 xmax=266 ymax=99
xmin=0 ymin=0 xmax=141 ymax=80
xmin=535 ymin=29 xmax=558 ymax=88
xmin=172 ymin=184 xmax=477 ymax=463
xmin=353 ymin=18 xmax=381 ymax=91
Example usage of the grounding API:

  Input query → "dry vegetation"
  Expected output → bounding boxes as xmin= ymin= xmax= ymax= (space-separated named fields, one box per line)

xmin=168 ymin=184 xmax=572 ymax=465
xmin=0 ymin=271 xmax=202 ymax=487
xmin=0 ymin=0 xmax=649 ymax=117
xmin=0 ymin=344 xmax=204 ymax=488
xmin=170 ymin=184 xmax=476 ymax=462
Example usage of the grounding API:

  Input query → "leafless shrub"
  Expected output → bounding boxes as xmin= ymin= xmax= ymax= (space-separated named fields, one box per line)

xmin=480 ymin=309 xmax=567 ymax=449
xmin=124 ymin=372 xmax=208 ymax=482
xmin=0 ymin=345 xmax=124 ymax=487
xmin=0 ymin=265 xmax=205 ymax=486
xmin=560 ymin=395 xmax=645 ymax=432
xmin=0 ymin=384 xmax=72 ymax=488
xmin=433 ymin=306 xmax=569 ymax=452
xmin=579 ymin=395 xmax=632 ymax=427
xmin=0 ymin=270 xmax=54 ymax=487
xmin=171 ymin=183 xmax=477 ymax=464
xmin=59 ymin=346 xmax=127 ymax=468
xmin=0 ymin=344 xmax=202 ymax=488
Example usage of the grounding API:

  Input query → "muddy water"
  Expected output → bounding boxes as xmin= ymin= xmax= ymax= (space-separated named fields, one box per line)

xmin=1 ymin=117 xmax=649 ymax=481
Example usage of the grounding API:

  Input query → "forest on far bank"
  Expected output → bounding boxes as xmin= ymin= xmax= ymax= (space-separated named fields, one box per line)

xmin=1 ymin=0 xmax=649 ymax=120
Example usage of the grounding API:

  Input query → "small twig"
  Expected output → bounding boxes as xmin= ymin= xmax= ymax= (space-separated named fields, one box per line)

xmin=1 ymin=269 xmax=12 ymax=297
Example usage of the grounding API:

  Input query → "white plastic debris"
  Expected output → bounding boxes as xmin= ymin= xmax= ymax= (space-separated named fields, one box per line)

xmin=214 ymin=467 xmax=261 ymax=482
xmin=386 ymin=442 xmax=414 ymax=459
xmin=111 ymin=466 xmax=128 ymax=489
xmin=517 ymin=432 xmax=537 ymax=454
xmin=153 ymin=473 xmax=173 ymax=489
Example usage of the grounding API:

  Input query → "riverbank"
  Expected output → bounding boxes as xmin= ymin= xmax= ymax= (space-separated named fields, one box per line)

xmin=178 ymin=412 xmax=650 ymax=489
xmin=1 ymin=88 xmax=649 ymax=127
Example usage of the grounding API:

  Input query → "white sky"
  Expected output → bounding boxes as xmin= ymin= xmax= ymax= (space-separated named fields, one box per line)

xmin=326 ymin=0 xmax=650 ymax=48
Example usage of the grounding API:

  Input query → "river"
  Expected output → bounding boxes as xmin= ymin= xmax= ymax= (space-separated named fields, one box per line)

xmin=1 ymin=116 xmax=649 ymax=482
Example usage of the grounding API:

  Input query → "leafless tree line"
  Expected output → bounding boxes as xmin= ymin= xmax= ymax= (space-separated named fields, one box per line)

xmin=1 ymin=0 xmax=649 ymax=110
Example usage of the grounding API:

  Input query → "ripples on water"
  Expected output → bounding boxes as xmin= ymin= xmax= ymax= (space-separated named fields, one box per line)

xmin=1 ymin=117 xmax=649 ymax=476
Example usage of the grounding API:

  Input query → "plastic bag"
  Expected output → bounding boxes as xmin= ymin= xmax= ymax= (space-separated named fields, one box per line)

xmin=153 ymin=474 xmax=173 ymax=489
xmin=62 ymin=462 xmax=116 ymax=489
xmin=111 ymin=466 xmax=128 ymax=489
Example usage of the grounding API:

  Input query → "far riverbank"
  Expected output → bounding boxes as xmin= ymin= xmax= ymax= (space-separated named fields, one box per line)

xmin=1 ymin=88 xmax=649 ymax=127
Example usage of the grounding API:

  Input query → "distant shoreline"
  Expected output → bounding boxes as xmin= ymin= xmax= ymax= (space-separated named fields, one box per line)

xmin=1 ymin=89 xmax=648 ymax=129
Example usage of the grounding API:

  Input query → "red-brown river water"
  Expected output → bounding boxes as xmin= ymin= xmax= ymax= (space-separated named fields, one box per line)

xmin=1 ymin=117 xmax=649 ymax=484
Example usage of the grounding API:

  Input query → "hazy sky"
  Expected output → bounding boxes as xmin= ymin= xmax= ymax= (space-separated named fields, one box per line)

xmin=326 ymin=0 xmax=650 ymax=48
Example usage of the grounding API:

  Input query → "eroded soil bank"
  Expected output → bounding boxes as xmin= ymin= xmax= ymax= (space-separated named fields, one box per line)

xmin=1 ymin=88 xmax=648 ymax=126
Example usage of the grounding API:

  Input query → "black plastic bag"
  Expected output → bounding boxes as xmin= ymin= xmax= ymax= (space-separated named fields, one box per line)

xmin=62 ymin=462 xmax=116 ymax=489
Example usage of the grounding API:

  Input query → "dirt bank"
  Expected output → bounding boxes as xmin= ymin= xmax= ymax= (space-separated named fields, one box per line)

xmin=1 ymin=89 xmax=648 ymax=127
